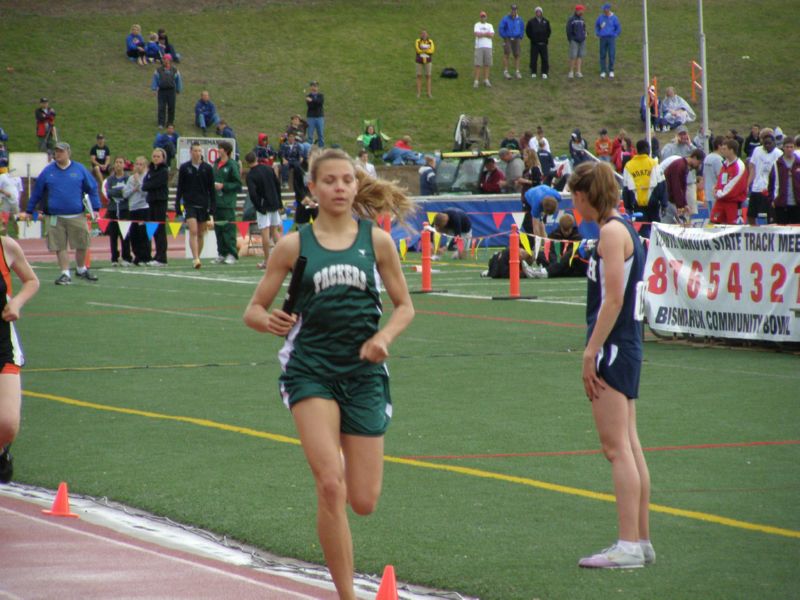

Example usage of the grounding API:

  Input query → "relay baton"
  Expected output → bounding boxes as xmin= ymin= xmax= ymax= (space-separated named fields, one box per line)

xmin=281 ymin=256 xmax=307 ymax=314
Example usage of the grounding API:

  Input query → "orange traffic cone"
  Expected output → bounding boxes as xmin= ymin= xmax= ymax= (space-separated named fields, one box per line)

xmin=42 ymin=482 xmax=79 ymax=518
xmin=375 ymin=565 xmax=398 ymax=600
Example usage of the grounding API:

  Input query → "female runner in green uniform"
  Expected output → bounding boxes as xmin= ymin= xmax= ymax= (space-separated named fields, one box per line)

xmin=244 ymin=148 xmax=415 ymax=599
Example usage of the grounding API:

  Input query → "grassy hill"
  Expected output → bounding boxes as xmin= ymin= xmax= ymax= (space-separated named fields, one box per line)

xmin=1 ymin=0 xmax=798 ymax=164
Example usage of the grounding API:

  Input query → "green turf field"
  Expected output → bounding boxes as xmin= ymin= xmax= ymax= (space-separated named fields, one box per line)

xmin=13 ymin=252 xmax=800 ymax=600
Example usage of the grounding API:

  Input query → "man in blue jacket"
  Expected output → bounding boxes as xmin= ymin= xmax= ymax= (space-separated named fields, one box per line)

xmin=566 ymin=4 xmax=587 ymax=79
xmin=194 ymin=90 xmax=220 ymax=135
xmin=499 ymin=4 xmax=525 ymax=80
xmin=20 ymin=142 xmax=100 ymax=285
xmin=595 ymin=3 xmax=621 ymax=79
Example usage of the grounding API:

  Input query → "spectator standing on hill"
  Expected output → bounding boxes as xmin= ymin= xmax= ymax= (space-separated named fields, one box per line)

xmin=195 ymin=91 xmax=220 ymax=135
xmin=595 ymin=3 xmax=620 ymax=79
xmin=104 ymin=156 xmax=133 ymax=266
xmin=570 ymin=161 xmax=653 ymax=571
xmin=711 ymin=139 xmax=747 ymax=225
xmin=746 ymin=128 xmax=781 ymax=225
xmin=569 ymin=129 xmax=590 ymax=165
xmin=473 ymin=10 xmax=495 ymax=88
xmin=566 ymin=4 xmax=587 ymax=79
xmin=743 ymin=124 xmax=761 ymax=159
xmin=212 ymin=141 xmax=241 ymax=265
xmin=35 ymin=98 xmax=56 ymax=154
xmin=771 ymin=136 xmax=800 ymax=225
xmin=500 ymin=4 xmax=525 ymax=80
xmin=154 ymin=124 xmax=179 ymax=166
xmin=177 ymin=142 xmax=216 ymax=269
xmin=305 ymin=81 xmax=325 ymax=147
xmin=126 ymin=24 xmax=147 ymax=65
xmin=151 ymin=54 xmax=182 ymax=128
xmin=123 ymin=156 xmax=152 ymax=265
xmin=415 ymin=29 xmax=435 ymax=98
xmin=479 ymin=157 xmax=505 ymax=193
xmin=142 ymin=147 xmax=170 ymax=266
xmin=661 ymin=149 xmax=705 ymax=224
xmin=0 ymin=234 xmax=40 ymax=484
xmin=21 ymin=142 xmax=100 ymax=285
xmin=702 ymin=136 xmax=724 ymax=213
xmin=622 ymin=140 xmax=664 ymax=238
xmin=595 ymin=129 xmax=612 ymax=162
xmin=525 ymin=6 xmax=551 ymax=79
xmin=89 ymin=134 xmax=112 ymax=189
xmin=418 ymin=155 xmax=438 ymax=196
xmin=245 ymin=152 xmax=283 ymax=270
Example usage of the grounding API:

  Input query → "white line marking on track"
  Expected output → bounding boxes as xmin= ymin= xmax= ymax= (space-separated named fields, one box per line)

xmin=426 ymin=292 xmax=586 ymax=306
xmin=87 ymin=302 xmax=239 ymax=321
xmin=0 ymin=505 xmax=323 ymax=599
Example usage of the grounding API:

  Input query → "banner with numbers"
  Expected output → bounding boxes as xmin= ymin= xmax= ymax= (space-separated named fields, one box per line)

xmin=644 ymin=224 xmax=800 ymax=342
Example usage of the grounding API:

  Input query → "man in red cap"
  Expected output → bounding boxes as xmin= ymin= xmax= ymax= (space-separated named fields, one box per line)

xmin=473 ymin=10 xmax=495 ymax=88
xmin=566 ymin=4 xmax=587 ymax=78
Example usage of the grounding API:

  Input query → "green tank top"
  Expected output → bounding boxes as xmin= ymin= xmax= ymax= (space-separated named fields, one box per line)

xmin=279 ymin=219 xmax=384 ymax=379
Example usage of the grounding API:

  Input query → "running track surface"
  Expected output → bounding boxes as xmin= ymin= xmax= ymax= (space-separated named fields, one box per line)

xmin=0 ymin=491 xmax=341 ymax=600
xmin=18 ymin=234 xmax=190 ymax=264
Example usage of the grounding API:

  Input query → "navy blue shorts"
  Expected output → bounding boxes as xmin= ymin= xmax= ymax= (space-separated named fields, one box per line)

xmin=594 ymin=342 xmax=642 ymax=400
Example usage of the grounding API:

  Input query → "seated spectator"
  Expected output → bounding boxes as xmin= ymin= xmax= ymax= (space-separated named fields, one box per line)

xmin=286 ymin=114 xmax=309 ymax=143
xmin=433 ymin=208 xmax=472 ymax=259
xmin=195 ymin=91 xmax=220 ymax=134
xmin=500 ymin=129 xmax=521 ymax=151
xmin=89 ymin=133 xmax=112 ymax=189
xmin=523 ymin=184 xmax=561 ymax=237
xmin=640 ymin=84 xmax=664 ymax=131
xmin=253 ymin=133 xmax=277 ymax=166
xmin=660 ymin=86 xmax=696 ymax=130
xmin=356 ymin=149 xmax=378 ymax=178
xmin=359 ymin=124 xmax=384 ymax=153
xmin=215 ymin=120 xmax=238 ymax=159
xmin=528 ymin=213 xmax=588 ymax=278
xmin=145 ymin=32 xmax=162 ymax=63
xmin=153 ymin=124 xmax=179 ymax=166
xmin=611 ymin=128 xmax=632 ymax=173
xmin=498 ymin=147 xmax=524 ymax=193
xmin=594 ymin=128 xmax=612 ymax=162
xmin=418 ymin=154 xmax=437 ymax=195
xmin=157 ymin=29 xmax=180 ymax=62
xmin=479 ymin=157 xmax=506 ymax=193
xmin=126 ymin=24 xmax=147 ymax=66
xmin=661 ymin=125 xmax=696 ymax=160
xmin=382 ymin=136 xmax=425 ymax=166
xmin=536 ymin=139 xmax=555 ymax=184
xmin=569 ymin=129 xmax=590 ymax=166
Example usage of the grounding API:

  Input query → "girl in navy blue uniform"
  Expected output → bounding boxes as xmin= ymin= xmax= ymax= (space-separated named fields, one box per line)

xmin=0 ymin=237 xmax=40 ymax=483
xmin=244 ymin=149 xmax=415 ymax=600
xmin=568 ymin=162 xmax=655 ymax=569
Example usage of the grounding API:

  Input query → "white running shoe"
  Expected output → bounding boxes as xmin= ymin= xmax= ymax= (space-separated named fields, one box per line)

xmin=224 ymin=255 xmax=238 ymax=265
xmin=568 ymin=71 xmax=574 ymax=79
xmin=515 ymin=70 xmax=522 ymax=79
xmin=484 ymin=79 xmax=492 ymax=87
xmin=609 ymin=71 xmax=615 ymax=79
xmin=473 ymin=80 xmax=479 ymax=88
xmin=503 ymin=70 xmax=511 ymax=80
xmin=579 ymin=543 xmax=645 ymax=569
xmin=542 ymin=73 xmax=548 ymax=79
xmin=576 ymin=71 xmax=583 ymax=78
xmin=641 ymin=541 xmax=656 ymax=565
xmin=531 ymin=73 xmax=537 ymax=79
xmin=600 ymin=72 xmax=606 ymax=79
xmin=212 ymin=256 xmax=226 ymax=264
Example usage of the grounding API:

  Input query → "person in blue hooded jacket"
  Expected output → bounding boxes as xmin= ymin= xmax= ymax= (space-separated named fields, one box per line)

xmin=595 ymin=3 xmax=621 ymax=79
xmin=499 ymin=4 xmax=525 ymax=80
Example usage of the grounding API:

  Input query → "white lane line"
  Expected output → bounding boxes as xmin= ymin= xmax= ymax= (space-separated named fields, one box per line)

xmin=87 ymin=302 xmax=239 ymax=321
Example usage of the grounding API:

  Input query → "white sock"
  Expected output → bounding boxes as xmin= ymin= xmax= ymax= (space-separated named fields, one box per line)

xmin=617 ymin=540 xmax=641 ymax=554
xmin=63 ymin=269 xmax=72 ymax=276
xmin=639 ymin=539 xmax=652 ymax=547
xmin=76 ymin=266 xmax=86 ymax=274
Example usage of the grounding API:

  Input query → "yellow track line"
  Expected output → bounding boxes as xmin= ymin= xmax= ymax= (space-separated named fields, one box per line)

xmin=25 ymin=390 xmax=800 ymax=540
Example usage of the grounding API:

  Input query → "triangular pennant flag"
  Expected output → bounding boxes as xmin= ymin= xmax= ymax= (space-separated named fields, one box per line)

xmin=573 ymin=208 xmax=584 ymax=225
xmin=98 ymin=208 xmax=107 ymax=219
xmin=456 ymin=236 xmax=464 ymax=254
xmin=167 ymin=210 xmax=177 ymax=222
xmin=236 ymin=221 xmax=251 ymax=238
xmin=118 ymin=221 xmax=132 ymax=239
xmin=492 ymin=212 xmax=508 ymax=229
xmin=554 ymin=241 xmax=562 ymax=258
xmin=534 ymin=236 xmax=542 ymax=261
xmin=543 ymin=239 xmax=551 ymax=259
xmin=511 ymin=212 xmax=526 ymax=229
xmin=569 ymin=241 xmax=579 ymax=265
xmin=519 ymin=231 xmax=532 ymax=255
xmin=433 ymin=232 xmax=441 ymax=254
xmin=282 ymin=219 xmax=294 ymax=234
xmin=427 ymin=212 xmax=437 ymax=226
xmin=399 ymin=239 xmax=407 ymax=261
xmin=145 ymin=222 xmax=159 ymax=240
xmin=167 ymin=221 xmax=182 ymax=239
xmin=633 ymin=221 xmax=643 ymax=232
xmin=96 ymin=218 xmax=110 ymax=234
xmin=470 ymin=238 xmax=478 ymax=258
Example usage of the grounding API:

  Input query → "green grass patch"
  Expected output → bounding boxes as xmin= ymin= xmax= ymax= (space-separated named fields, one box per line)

xmin=12 ymin=253 xmax=800 ymax=599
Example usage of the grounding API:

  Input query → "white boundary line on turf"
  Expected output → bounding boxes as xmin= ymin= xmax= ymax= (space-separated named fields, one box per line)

xmin=112 ymin=269 xmax=260 ymax=284
xmin=87 ymin=302 xmax=239 ymax=321
xmin=426 ymin=292 xmax=586 ymax=306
